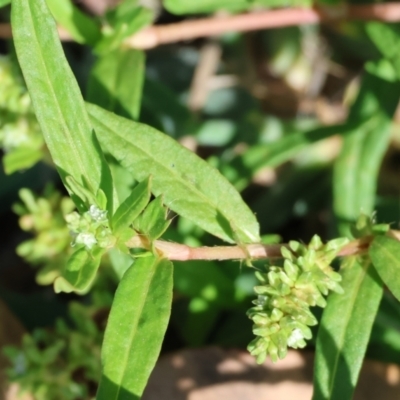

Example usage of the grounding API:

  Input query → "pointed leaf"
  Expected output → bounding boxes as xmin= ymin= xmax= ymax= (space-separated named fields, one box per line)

xmin=366 ymin=22 xmax=400 ymax=80
xmin=87 ymin=103 xmax=260 ymax=244
xmin=96 ymin=255 xmax=173 ymax=400
xmin=3 ymin=147 xmax=43 ymax=174
xmin=111 ymin=176 xmax=151 ymax=234
xmin=55 ymin=247 xmax=103 ymax=293
xmin=369 ymin=235 xmax=400 ymax=302
xmin=333 ymin=60 xmax=400 ymax=236
xmin=46 ymin=0 xmax=101 ymax=45
xmin=95 ymin=3 xmax=153 ymax=54
xmin=11 ymin=0 xmax=113 ymax=211
xmin=133 ymin=195 xmax=170 ymax=240
xmin=313 ymin=257 xmax=383 ymax=400
xmin=87 ymin=48 xmax=145 ymax=121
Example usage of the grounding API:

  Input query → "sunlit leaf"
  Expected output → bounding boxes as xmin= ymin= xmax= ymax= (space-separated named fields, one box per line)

xmin=313 ymin=257 xmax=383 ymax=400
xmin=12 ymin=0 xmax=114 ymax=212
xmin=97 ymin=255 xmax=173 ymax=400
xmin=87 ymin=103 xmax=260 ymax=244
xmin=369 ymin=236 xmax=400 ymax=302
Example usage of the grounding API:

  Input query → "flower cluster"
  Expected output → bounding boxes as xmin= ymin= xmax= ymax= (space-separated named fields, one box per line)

xmin=14 ymin=187 xmax=75 ymax=285
xmin=66 ymin=205 xmax=115 ymax=250
xmin=4 ymin=300 xmax=108 ymax=400
xmin=247 ymin=235 xmax=349 ymax=364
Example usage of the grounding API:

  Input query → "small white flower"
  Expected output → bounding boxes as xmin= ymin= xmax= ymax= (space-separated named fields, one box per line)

xmin=75 ymin=232 xmax=97 ymax=249
xmin=88 ymin=205 xmax=107 ymax=222
xmin=287 ymin=328 xmax=304 ymax=347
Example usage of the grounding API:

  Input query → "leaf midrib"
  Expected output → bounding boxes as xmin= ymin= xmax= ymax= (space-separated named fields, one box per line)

xmin=111 ymin=259 xmax=159 ymax=399
xmin=89 ymin=111 xmax=242 ymax=242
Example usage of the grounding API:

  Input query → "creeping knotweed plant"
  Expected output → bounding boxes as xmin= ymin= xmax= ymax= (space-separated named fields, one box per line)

xmin=13 ymin=187 xmax=75 ymax=285
xmin=247 ymin=235 xmax=349 ymax=363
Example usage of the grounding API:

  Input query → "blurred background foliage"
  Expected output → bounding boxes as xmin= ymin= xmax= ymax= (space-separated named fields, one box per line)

xmin=0 ymin=0 xmax=400 ymax=398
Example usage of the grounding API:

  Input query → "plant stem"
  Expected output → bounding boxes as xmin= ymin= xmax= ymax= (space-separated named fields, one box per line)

xmin=2 ymin=3 xmax=400 ymax=49
xmin=126 ymin=231 xmax=399 ymax=262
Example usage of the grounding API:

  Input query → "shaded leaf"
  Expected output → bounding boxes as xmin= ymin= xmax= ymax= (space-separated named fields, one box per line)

xmin=111 ymin=176 xmax=151 ymax=234
xmin=3 ymin=147 xmax=43 ymax=175
xmin=87 ymin=48 xmax=145 ymax=121
xmin=54 ymin=247 xmax=104 ymax=293
xmin=95 ymin=2 xmax=153 ymax=54
xmin=46 ymin=0 xmax=101 ymax=45
xmin=133 ymin=196 xmax=170 ymax=240
xmin=366 ymin=22 xmax=400 ymax=80
xmin=333 ymin=60 xmax=400 ymax=236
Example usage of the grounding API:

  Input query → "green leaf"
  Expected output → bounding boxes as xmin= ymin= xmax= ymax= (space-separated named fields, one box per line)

xmin=313 ymin=257 xmax=383 ymax=400
xmin=87 ymin=48 xmax=145 ymax=121
xmin=65 ymin=176 xmax=98 ymax=209
xmin=46 ymin=0 xmax=101 ymax=45
xmin=164 ymin=0 xmax=255 ymax=14
xmin=333 ymin=60 xmax=400 ymax=236
xmin=236 ymin=123 xmax=351 ymax=178
xmin=3 ymin=147 xmax=43 ymax=175
xmin=133 ymin=195 xmax=170 ymax=240
xmin=111 ymin=176 xmax=151 ymax=234
xmin=0 ymin=0 xmax=10 ymax=7
xmin=87 ymin=103 xmax=260 ymax=244
xmin=54 ymin=247 xmax=104 ymax=293
xmin=96 ymin=255 xmax=173 ymax=400
xmin=366 ymin=22 xmax=400 ymax=80
xmin=164 ymin=0 xmax=310 ymax=14
xmin=95 ymin=2 xmax=153 ymax=54
xmin=11 ymin=0 xmax=114 ymax=212
xmin=369 ymin=236 xmax=400 ymax=302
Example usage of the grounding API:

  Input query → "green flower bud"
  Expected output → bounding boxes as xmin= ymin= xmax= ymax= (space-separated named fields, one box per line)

xmin=280 ymin=246 xmax=293 ymax=261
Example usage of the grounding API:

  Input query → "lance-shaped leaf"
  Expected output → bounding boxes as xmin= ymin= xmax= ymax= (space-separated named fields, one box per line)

xmin=95 ymin=1 xmax=153 ymax=54
xmin=3 ymin=147 xmax=43 ymax=175
xmin=312 ymin=257 xmax=383 ymax=400
xmin=133 ymin=195 xmax=171 ymax=240
xmin=96 ymin=255 xmax=173 ymax=400
xmin=333 ymin=60 xmax=400 ymax=236
xmin=87 ymin=48 xmax=145 ymax=121
xmin=54 ymin=247 xmax=104 ymax=293
xmin=87 ymin=103 xmax=260 ymax=244
xmin=369 ymin=236 xmax=400 ymax=302
xmin=111 ymin=176 xmax=151 ymax=234
xmin=46 ymin=0 xmax=101 ymax=45
xmin=11 ymin=0 xmax=113 ymax=212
